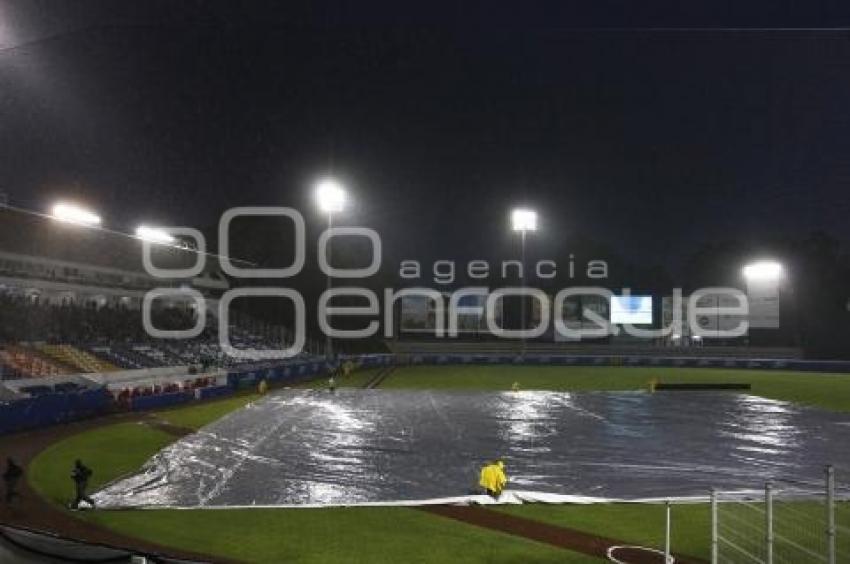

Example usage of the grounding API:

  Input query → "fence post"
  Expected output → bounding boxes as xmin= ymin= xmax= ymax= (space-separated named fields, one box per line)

xmin=765 ymin=481 xmax=774 ymax=564
xmin=826 ymin=465 xmax=836 ymax=564
xmin=665 ymin=499 xmax=671 ymax=563
xmin=711 ymin=489 xmax=718 ymax=564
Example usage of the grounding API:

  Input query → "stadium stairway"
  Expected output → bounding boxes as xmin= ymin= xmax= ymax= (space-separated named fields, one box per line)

xmin=364 ymin=366 xmax=396 ymax=389
xmin=36 ymin=344 xmax=118 ymax=373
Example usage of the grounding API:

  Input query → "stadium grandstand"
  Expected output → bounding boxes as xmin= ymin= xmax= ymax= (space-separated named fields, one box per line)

xmin=0 ymin=207 xmax=328 ymax=433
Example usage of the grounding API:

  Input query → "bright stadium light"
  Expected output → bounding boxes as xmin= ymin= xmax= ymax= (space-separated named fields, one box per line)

xmin=742 ymin=260 xmax=783 ymax=281
xmin=50 ymin=202 xmax=101 ymax=227
xmin=314 ymin=176 xmax=349 ymax=359
xmin=511 ymin=207 xmax=537 ymax=356
xmin=135 ymin=225 xmax=176 ymax=245
xmin=315 ymin=178 xmax=346 ymax=213
xmin=511 ymin=208 xmax=537 ymax=232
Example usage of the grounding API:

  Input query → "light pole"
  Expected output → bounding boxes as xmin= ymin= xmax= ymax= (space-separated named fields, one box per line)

xmin=511 ymin=207 xmax=537 ymax=356
xmin=742 ymin=260 xmax=785 ymax=344
xmin=135 ymin=225 xmax=176 ymax=245
xmin=50 ymin=202 xmax=101 ymax=227
xmin=315 ymin=177 xmax=346 ymax=359
xmin=742 ymin=260 xmax=783 ymax=282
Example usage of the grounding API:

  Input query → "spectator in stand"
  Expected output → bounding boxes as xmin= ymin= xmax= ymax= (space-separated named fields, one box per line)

xmin=3 ymin=457 xmax=23 ymax=503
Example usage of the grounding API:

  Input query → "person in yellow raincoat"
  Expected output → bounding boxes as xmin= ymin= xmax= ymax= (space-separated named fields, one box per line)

xmin=479 ymin=460 xmax=507 ymax=498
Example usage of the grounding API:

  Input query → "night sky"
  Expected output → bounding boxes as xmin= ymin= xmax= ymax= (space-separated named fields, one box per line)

xmin=2 ymin=1 xmax=850 ymax=276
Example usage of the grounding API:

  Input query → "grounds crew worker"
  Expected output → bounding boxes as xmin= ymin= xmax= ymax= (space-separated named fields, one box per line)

xmin=479 ymin=459 xmax=507 ymax=498
xmin=70 ymin=459 xmax=95 ymax=510
xmin=3 ymin=457 xmax=22 ymax=503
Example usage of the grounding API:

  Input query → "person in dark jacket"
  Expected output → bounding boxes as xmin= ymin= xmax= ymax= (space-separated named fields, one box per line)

xmin=3 ymin=458 xmax=22 ymax=503
xmin=69 ymin=459 xmax=95 ymax=510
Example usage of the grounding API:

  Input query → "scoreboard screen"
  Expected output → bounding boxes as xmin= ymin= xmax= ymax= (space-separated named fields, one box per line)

xmin=610 ymin=295 xmax=653 ymax=325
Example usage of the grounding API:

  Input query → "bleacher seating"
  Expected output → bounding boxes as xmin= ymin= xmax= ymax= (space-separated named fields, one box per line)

xmin=0 ymin=294 xmax=314 ymax=380
xmin=0 ymin=293 xmax=199 ymax=344
xmin=0 ymin=345 xmax=69 ymax=378
xmin=0 ymin=208 xmax=322 ymax=431
xmin=36 ymin=344 xmax=118 ymax=373
xmin=0 ymin=358 xmax=23 ymax=380
xmin=86 ymin=344 xmax=156 ymax=370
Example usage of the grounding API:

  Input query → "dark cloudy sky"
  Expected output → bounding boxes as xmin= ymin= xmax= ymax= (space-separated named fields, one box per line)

xmin=2 ymin=1 xmax=850 ymax=274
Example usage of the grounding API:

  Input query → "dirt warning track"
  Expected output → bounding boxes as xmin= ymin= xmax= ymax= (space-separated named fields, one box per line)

xmin=0 ymin=412 xmax=234 ymax=563
xmin=420 ymin=505 xmax=707 ymax=564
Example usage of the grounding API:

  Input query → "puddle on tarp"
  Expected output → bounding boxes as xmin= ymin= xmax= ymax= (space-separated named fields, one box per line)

xmin=94 ymin=389 xmax=850 ymax=508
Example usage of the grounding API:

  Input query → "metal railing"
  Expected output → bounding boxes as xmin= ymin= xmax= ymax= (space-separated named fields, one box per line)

xmin=712 ymin=466 xmax=845 ymax=564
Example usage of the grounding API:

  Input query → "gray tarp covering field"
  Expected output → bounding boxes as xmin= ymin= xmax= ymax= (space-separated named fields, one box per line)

xmin=94 ymin=390 xmax=850 ymax=508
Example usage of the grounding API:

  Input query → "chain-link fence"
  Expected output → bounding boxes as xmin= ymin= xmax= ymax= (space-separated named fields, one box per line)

xmin=712 ymin=466 xmax=848 ymax=564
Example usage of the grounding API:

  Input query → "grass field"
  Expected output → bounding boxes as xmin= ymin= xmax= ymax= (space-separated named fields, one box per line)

xmin=158 ymin=393 xmax=261 ymax=430
xmin=298 ymin=367 xmax=384 ymax=390
xmin=329 ymin=364 xmax=850 ymax=412
xmin=498 ymin=503 xmax=711 ymax=558
xmin=83 ymin=507 xmax=594 ymax=563
xmin=27 ymin=364 xmax=850 ymax=563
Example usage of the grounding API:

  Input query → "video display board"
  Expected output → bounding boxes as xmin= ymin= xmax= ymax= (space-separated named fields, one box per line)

xmin=610 ymin=295 xmax=653 ymax=325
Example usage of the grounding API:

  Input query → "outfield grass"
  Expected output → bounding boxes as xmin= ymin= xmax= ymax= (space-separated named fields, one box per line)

xmin=27 ymin=364 xmax=850 ymax=562
xmin=83 ymin=506 xmax=596 ymax=563
xmin=29 ymin=422 xmax=174 ymax=506
xmin=497 ymin=503 xmax=711 ymax=560
xmin=380 ymin=365 xmax=850 ymax=411
xmin=297 ymin=367 xmax=383 ymax=390
xmin=157 ymin=393 xmax=261 ymax=430
xmin=29 ymin=394 xmax=263 ymax=504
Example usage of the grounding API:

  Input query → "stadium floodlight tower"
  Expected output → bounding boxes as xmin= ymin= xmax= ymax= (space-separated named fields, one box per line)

xmin=135 ymin=225 xmax=176 ymax=245
xmin=50 ymin=202 xmax=102 ymax=227
xmin=742 ymin=260 xmax=785 ymax=333
xmin=742 ymin=260 xmax=783 ymax=282
xmin=511 ymin=207 xmax=537 ymax=356
xmin=315 ymin=177 xmax=347 ymax=359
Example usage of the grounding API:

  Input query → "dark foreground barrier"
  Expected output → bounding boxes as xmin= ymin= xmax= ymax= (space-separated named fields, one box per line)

xmin=225 ymin=354 xmax=395 ymax=389
xmin=0 ymin=389 xmax=112 ymax=435
xmin=196 ymin=384 xmax=233 ymax=400
xmin=404 ymin=353 xmax=850 ymax=373
xmin=224 ymin=351 xmax=850 ymax=394
xmin=0 ymin=523 xmax=204 ymax=563
xmin=129 ymin=391 xmax=192 ymax=411
xmin=656 ymin=383 xmax=752 ymax=390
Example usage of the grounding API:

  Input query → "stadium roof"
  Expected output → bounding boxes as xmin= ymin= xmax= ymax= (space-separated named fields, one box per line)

xmin=0 ymin=207 xmax=220 ymax=280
